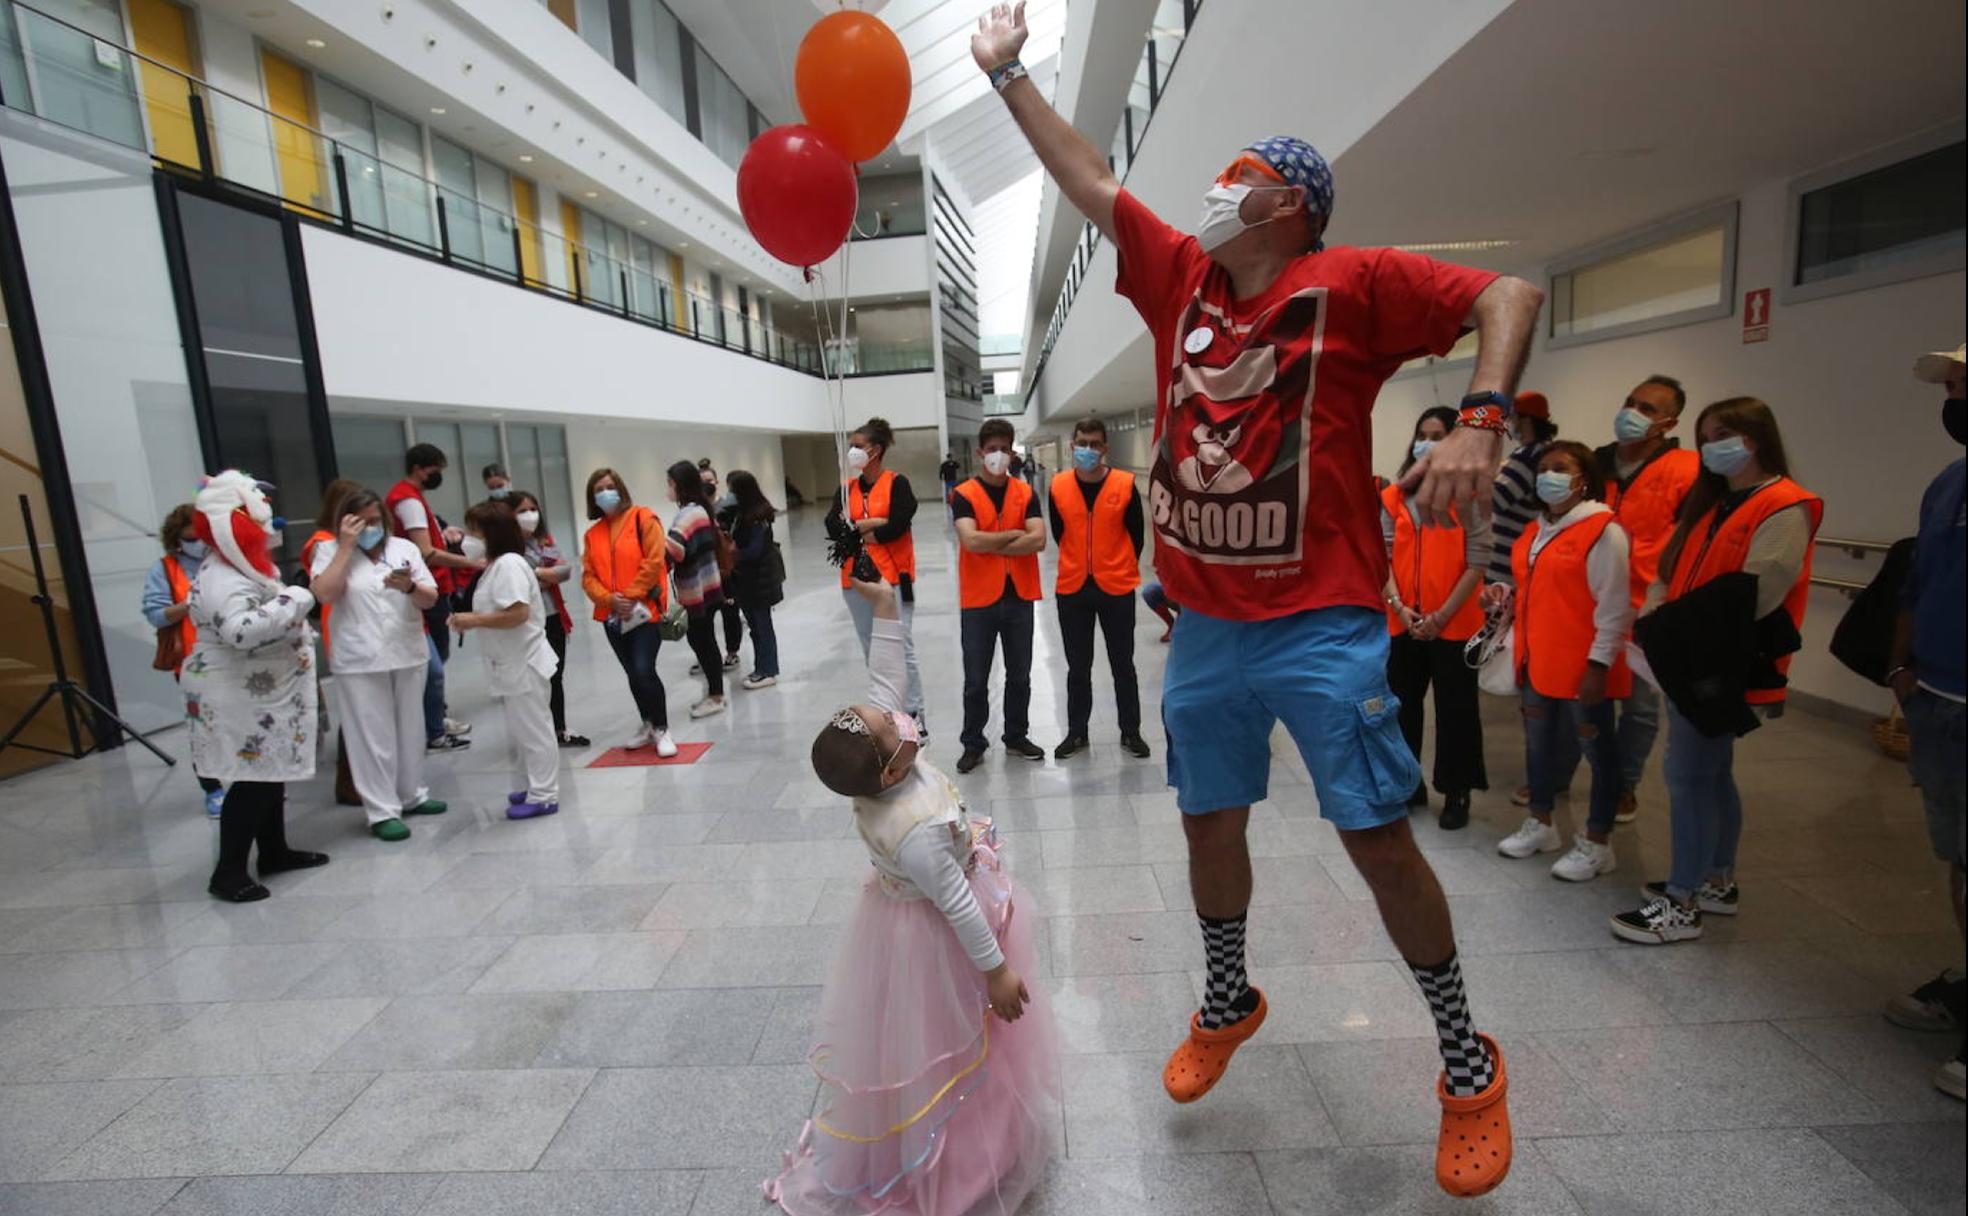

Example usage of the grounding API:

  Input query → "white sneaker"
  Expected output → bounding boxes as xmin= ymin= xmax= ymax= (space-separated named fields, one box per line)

xmin=627 ymin=723 xmax=656 ymax=750
xmin=653 ymin=729 xmax=679 ymax=759
xmin=741 ymin=673 xmax=777 ymax=690
xmin=1937 ymin=1056 xmax=1966 ymax=1101
xmin=690 ymin=696 xmax=727 ymax=720
xmin=1551 ymin=837 xmax=1617 ymax=882
xmin=1498 ymin=816 xmax=1562 ymax=859
xmin=443 ymin=717 xmax=472 ymax=736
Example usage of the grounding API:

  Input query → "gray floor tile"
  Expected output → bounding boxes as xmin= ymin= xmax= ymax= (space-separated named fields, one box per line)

xmin=0 ymin=1005 xmax=203 ymax=1083
xmin=280 ymin=937 xmax=516 ymax=999
xmin=1815 ymin=1121 xmax=1968 ymax=1216
xmin=533 ymin=989 xmax=773 ymax=1067
xmin=1016 ymin=865 xmax=1167 ymax=917
xmin=748 ymin=987 xmax=820 ymax=1065
xmin=101 ymin=945 xmax=349 ymax=1006
xmin=1152 ymin=855 xmax=1347 ymax=911
xmin=45 ymin=1073 xmax=373 ymax=1180
xmin=1023 ymin=1152 xmax=1274 ymax=1215
xmin=286 ymin=1069 xmax=593 ymax=1174
xmin=581 ymin=846 xmax=747 ymax=885
xmin=639 ymin=880 xmax=825 ymax=930
xmin=0 ymin=949 xmax=179 ymax=1010
xmin=1534 ymin=1127 xmax=1907 ymax=1214
xmin=1296 ymin=1037 xmax=1612 ymax=1147
xmin=1457 ymin=952 xmax=1675 ymax=1033
xmin=1244 ymin=902 xmax=1406 ymax=967
xmin=317 ymin=993 xmax=579 ymax=1072
xmin=1774 ymin=1016 xmax=1968 ymax=1122
xmin=1255 ymin=1144 xmax=1582 ymax=1213
xmin=537 ymin=1065 xmax=814 ymax=1170
xmin=476 ymin=885 xmax=668 ymax=935
xmin=416 ymin=1169 xmax=699 ymax=1216
xmin=1063 ymin=1046 xmax=1337 ymax=1158
xmin=1051 ymin=972 xmax=1204 ymax=1055
xmin=106 ymin=999 xmax=387 ymax=1079
xmin=0 ymin=1079 xmax=162 ymax=1182
xmin=0 ymin=1179 xmax=188 ymax=1216
xmin=310 ymin=890 xmax=510 ymax=941
xmin=655 ymin=925 xmax=842 ymax=988
xmin=1048 ymin=910 xmax=1210 ymax=977
xmin=422 ymin=849 xmax=610 ymax=891
xmin=1534 ymin=1021 xmax=1882 ymax=1132
xmin=701 ymin=807 xmax=851 ymax=844
xmin=154 ymin=1173 xmax=443 ymax=1215
xmin=1594 ymin=940 xmax=1884 ymax=1023
xmin=1244 ymin=963 xmax=1436 ymax=1043
xmin=468 ymin=931 xmax=686 ymax=992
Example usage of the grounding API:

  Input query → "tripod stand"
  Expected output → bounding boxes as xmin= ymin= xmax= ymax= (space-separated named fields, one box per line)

xmin=0 ymin=494 xmax=174 ymax=766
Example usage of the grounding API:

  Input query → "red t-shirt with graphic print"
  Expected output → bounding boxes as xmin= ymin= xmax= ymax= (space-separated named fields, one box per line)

xmin=1111 ymin=188 xmax=1497 ymax=622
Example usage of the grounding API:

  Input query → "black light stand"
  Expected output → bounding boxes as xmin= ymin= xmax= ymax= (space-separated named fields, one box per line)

xmin=0 ymin=494 xmax=174 ymax=765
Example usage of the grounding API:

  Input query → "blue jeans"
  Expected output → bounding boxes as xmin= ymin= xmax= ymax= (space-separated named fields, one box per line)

xmin=960 ymin=596 xmax=1034 ymax=751
xmin=422 ymin=632 xmax=445 ymax=742
xmin=1521 ymin=686 xmax=1621 ymax=837
xmin=1664 ymin=700 xmax=1742 ymax=898
xmin=742 ymin=602 xmax=780 ymax=678
xmin=1545 ymin=676 xmax=1661 ymax=796
xmin=604 ymin=618 xmax=669 ymax=729
xmin=1905 ymin=688 xmax=1967 ymax=864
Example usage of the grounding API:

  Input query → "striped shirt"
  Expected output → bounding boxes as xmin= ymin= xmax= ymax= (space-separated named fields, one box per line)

xmin=1488 ymin=441 xmax=1549 ymax=585
xmin=664 ymin=502 xmax=725 ymax=613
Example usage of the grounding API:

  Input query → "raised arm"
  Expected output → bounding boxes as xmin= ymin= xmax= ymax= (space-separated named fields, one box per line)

xmin=973 ymin=3 xmax=1119 ymax=244
xmin=1403 ymin=276 xmax=1545 ymax=526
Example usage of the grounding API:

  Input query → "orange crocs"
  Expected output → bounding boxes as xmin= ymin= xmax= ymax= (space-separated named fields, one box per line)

xmin=1436 ymin=1033 xmax=1512 ymax=1198
xmin=1162 ymin=988 xmax=1268 ymax=1104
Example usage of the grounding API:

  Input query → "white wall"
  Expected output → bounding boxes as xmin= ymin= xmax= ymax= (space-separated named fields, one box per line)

xmin=1372 ymin=178 xmax=1966 ymax=714
xmin=812 ymin=235 xmax=931 ymax=303
xmin=564 ymin=420 xmax=785 ymax=541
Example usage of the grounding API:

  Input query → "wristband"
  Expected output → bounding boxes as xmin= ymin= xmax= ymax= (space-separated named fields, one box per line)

xmin=987 ymin=58 xmax=1028 ymax=93
xmin=1458 ymin=390 xmax=1513 ymax=435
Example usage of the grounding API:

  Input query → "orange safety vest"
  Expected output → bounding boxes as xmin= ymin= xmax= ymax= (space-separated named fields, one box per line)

xmin=1608 ymin=447 xmax=1699 ymax=610
xmin=1382 ymin=484 xmax=1484 ymax=641
xmin=301 ymin=530 xmax=334 ymax=649
xmin=838 ymin=470 xmax=918 ymax=589
xmin=955 ymin=477 xmax=1042 ymax=609
xmin=1511 ymin=512 xmax=1634 ymax=701
xmin=162 ymin=555 xmax=197 ymax=675
xmin=583 ymin=506 xmax=669 ymax=621
xmin=1665 ymin=477 xmax=1822 ymax=705
xmin=1052 ymin=468 xmax=1141 ymax=596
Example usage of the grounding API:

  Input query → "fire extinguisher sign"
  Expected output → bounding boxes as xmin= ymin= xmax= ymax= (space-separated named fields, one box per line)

xmin=1742 ymin=288 xmax=1771 ymax=344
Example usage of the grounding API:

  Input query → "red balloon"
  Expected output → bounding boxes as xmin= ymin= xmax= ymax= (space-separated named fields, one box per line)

xmin=738 ymin=125 xmax=857 ymax=268
xmin=795 ymin=12 xmax=910 ymax=163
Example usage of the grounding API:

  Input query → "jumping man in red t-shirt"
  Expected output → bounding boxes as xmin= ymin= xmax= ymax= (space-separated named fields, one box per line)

xmin=974 ymin=4 xmax=1544 ymax=1197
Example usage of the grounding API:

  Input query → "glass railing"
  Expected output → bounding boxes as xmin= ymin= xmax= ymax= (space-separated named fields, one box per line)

xmin=820 ymin=339 xmax=934 ymax=377
xmin=1027 ymin=0 xmax=1206 ymax=403
xmin=0 ymin=0 xmax=827 ymax=377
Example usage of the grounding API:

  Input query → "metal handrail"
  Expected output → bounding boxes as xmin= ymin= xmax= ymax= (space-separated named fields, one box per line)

xmin=1810 ymin=574 xmax=1867 ymax=599
xmin=1815 ymin=536 xmax=1897 ymax=557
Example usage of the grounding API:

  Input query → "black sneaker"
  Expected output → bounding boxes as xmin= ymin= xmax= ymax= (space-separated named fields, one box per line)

xmin=1885 ymin=968 xmax=1968 ymax=1032
xmin=1004 ymin=737 xmax=1045 ymax=762
xmin=558 ymin=732 xmax=591 ymax=748
xmin=1054 ymin=735 xmax=1089 ymax=760
xmin=1119 ymin=731 xmax=1152 ymax=759
xmin=1408 ymin=783 xmax=1429 ymax=809
xmin=1611 ymin=895 xmax=1703 ymax=945
xmin=426 ymin=734 xmax=470 ymax=753
xmin=1642 ymin=879 xmax=1739 ymax=916
xmin=1437 ymin=790 xmax=1470 ymax=831
xmin=956 ymin=749 xmax=985 ymax=774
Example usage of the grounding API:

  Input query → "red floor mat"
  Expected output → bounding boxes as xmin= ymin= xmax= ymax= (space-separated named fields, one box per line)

xmin=586 ymin=742 xmax=714 ymax=768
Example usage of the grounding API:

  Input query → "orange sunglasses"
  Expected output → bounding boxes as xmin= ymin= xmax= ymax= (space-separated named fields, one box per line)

xmin=1215 ymin=153 xmax=1287 ymax=187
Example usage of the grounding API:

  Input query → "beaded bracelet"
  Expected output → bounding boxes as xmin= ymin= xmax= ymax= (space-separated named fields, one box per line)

xmin=988 ymin=58 xmax=1028 ymax=93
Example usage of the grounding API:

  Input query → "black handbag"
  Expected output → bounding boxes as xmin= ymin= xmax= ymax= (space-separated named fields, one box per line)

xmin=1829 ymin=537 xmax=1915 ymax=686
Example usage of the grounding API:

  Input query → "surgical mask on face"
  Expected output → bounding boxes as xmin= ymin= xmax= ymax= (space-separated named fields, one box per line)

xmin=594 ymin=489 xmax=623 ymax=515
xmin=846 ymin=445 xmax=870 ymax=473
xmin=1701 ymin=436 xmax=1752 ymax=477
xmin=1536 ymin=471 xmax=1577 ymax=506
xmin=460 ymin=535 xmax=486 ymax=562
xmin=982 ymin=450 xmax=1011 ymax=476
xmin=1411 ymin=439 xmax=1437 ymax=462
xmin=179 ymin=539 xmax=208 ymax=560
xmin=488 ymin=485 xmax=510 ymax=499
xmin=421 ymin=470 xmax=444 ymax=491
xmin=1072 ymin=444 xmax=1102 ymax=472
xmin=1196 ymin=182 xmax=1286 ymax=253
xmin=516 ymin=510 xmax=540 ymax=535
xmin=1614 ymin=407 xmax=1655 ymax=444
xmin=357 ymin=525 xmax=386 ymax=551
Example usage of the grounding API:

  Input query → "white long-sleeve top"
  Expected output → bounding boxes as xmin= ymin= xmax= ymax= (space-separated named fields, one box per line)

xmin=1526 ymin=501 xmax=1634 ymax=668
xmin=1642 ymin=478 xmax=1814 ymax=620
xmin=851 ymin=616 xmax=1004 ymax=972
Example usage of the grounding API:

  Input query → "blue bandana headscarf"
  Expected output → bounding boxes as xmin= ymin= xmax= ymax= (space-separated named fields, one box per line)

xmin=1244 ymin=135 xmax=1335 ymax=250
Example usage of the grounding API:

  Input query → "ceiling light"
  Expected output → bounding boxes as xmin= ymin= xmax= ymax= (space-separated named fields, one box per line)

xmin=518 ymin=154 xmax=533 ymax=162
xmin=305 ymin=38 xmax=326 ymax=49
xmin=1392 ymin=238 xmax=1519 ymax=253
xmin=429 ymin=107 xmax=446 ymax=115
xmin=584 ymin=190 xmax=598 ymax=198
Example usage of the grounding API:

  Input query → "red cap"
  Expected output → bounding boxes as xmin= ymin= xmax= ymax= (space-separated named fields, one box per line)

xmin=1513 ymin=391 xmax=1550 ymax=419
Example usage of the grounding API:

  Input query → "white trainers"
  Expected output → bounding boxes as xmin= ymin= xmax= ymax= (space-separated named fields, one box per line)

xmin=1498 ymin=816 xmax=1562 ymax=859
xmin=689 ymin=696 xmax=726 ymax=720
xmin=444 ymin=717 xmax=472 ymax=736
xmin=627 ymin=723 xmax=656 ymax=750
xmin=653 ymin=729 xmax=679 ymax=759
xmin=1937 ymin=1056 xmax=1966 ymax=1101
xmin=741 ymin=673 xmax=777 ymax=690
xmin=1551 ymin=837 xmax=1617 ymax=882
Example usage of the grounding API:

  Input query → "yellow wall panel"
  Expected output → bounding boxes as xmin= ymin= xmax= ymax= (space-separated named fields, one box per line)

xmin=510 ymin=177 xmax=543 ymax=285
xmin=260 ymin=51 xmax=328 ymax=216
xmin=128 ymin=0 xmax=199 ymax=168
xmin=559 ymin=201 xmax=583 ymax=295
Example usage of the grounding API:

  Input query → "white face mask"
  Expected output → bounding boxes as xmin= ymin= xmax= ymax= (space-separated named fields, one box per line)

xmin=460 ymin=535 xmax=486 ymax=562
xmin=982 ymin=450 xmax=1011 ymax=476
xmin=1197 ymin=182 xmax=1288 ymax=253
xmin=846 ymin=445 xmax=870 ymax=473
xmin=516 ymin=510 xmax=540 ymax=536
xmin=1411 ymin=438 xmax=1437 ymax=462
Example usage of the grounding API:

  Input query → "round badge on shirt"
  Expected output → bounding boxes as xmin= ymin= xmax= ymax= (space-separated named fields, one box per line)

xmin=1183 ymin=326 xmax=1214 ymax=355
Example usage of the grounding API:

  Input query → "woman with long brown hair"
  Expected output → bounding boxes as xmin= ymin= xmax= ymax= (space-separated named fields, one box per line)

xmin=1612 ymin=397 xmax=1822 ymax=945
xmin=724 ymin=469 xmax=784 ymax=688
xmin=142 ymin=502 xmax=222 ymax=815
xmin=579 ymin=467 xmax=676 ymax=757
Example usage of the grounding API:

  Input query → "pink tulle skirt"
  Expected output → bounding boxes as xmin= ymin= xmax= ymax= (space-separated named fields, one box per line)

xmin=766 ymin=829 xmax=1059 ymax=1215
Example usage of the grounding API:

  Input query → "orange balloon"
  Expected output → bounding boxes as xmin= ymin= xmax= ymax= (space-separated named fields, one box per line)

xmin=794 ymin=11 xmax=911 ymax=164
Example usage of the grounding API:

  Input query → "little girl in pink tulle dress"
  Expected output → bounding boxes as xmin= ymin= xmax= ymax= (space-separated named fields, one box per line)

xmin=764 ymin=579 xmax=1060 ymax=1216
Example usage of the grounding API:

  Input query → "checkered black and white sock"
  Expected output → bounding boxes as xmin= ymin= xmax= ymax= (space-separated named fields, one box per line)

xmin=1198 ymin=913 xmax=1254 ymax=1030
xmin=1412 ymin=954 xmax=1494 ymax=1097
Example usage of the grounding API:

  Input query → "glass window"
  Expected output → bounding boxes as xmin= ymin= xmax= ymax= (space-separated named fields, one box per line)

xmin=406 ymin=419 xmax=467 ymax=529
xmin=693 ymin=43 xmax=749 ymax=168
xmin=431 ymin=134 xmax=483 ymax=265
xmin=629 ymin=0 xmax=688 ymax=125
xmin=1547 ymin=203 xmax=1736 ymax=347
xmin=537 ymin=425 xmax=575 ymax=548
xmin=575 ymin=0 xmax=614 ymax=62
xmin=7 ymin=0 xmax=145 ymax=150
xmin=374 ymin=105 xmax=434 ymax=248
xmin=330 ymin=415 xmax=410 ymax=500
xmin=1793 ymin=139 xmax=1965 ymax=290
xmin=474 ymin=155 xmax=516 ymax=275
xmin=460 ymin=422 xmax=502 ymax=502
xmin=313 ymin=76 xmax=387 ymax=234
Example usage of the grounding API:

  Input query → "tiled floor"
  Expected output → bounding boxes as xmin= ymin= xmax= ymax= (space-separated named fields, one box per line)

xmin=0 ymin=510 xmax=1961 ymax=1215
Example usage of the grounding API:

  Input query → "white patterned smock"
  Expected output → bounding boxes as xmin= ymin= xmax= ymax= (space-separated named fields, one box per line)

xmin=181 ymin=559 xmax=318 ymax=783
